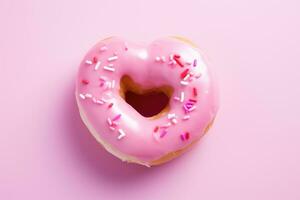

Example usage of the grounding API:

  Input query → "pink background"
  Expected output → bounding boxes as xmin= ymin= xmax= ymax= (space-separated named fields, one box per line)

xmin=1 ymin=0 xmax=300 ymax=199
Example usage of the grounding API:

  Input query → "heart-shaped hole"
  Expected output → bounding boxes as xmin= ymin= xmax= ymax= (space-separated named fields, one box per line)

xmin=120 ymin=75 xmax=173 ymax=118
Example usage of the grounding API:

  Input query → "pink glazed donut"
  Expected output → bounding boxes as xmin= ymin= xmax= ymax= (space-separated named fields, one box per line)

xmin=76 ymin=36 xmax=219 ymax=167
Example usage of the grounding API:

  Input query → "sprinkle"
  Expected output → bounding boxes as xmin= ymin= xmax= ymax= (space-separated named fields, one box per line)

xmin=173 ymin=96 xmax=180 ymax=101
xmin=193 ymin=87 xmax=197 ymax=96
xmin=93 ymin=56 xmax=98 ymax=63
xmin=153 ymin=126 xmax=159 ymax=132
xmin=96 ymin=100 xmax=104 ymax=105
xmin=112 ymin=114 xmax=122 ymax=121
xmin=81 ymin=79 xmax=89 ymax=85
xmin=185 ymin=61 xmax=192 ymax=65
xmin=193 ymin=59 xmax=197 ymax=67
xmin=108 ymin=103 xmax=114 ymax=108
xmin=167 ymin=113 xmax=176 ymax=119
xmin=161 ymin=56 xmax=166 ymax=62
xmin=118 ymin=129 xmax=126 ymax=140
xmin=180 ymin=91 xmax=185 ymax=102
xmin=169 ymin=54 xmax=174 ymax=61
xmin=124 ymin=43 xmax=128 ymax=51
xmin=160 ymin=122 xmax=171 ymax=128
xmin=85 ymin=93 xmax=92 ymax=98
xmin=183 ymin=74 xmax=190 ymax=81
xmin=173 ymin=54 xmax=184 ymax=67
xmin=155 ymin=56 xmax=161 ymax=62
xmin=109 ymin=126 xmax=116 ymax=131
xmin=99 ymin=76 xmax=107 ymax=81
xmin=189 ymin=99 xmax=197 ymax=103
xmin=189 ymin=106 xmax=196 ymax=112
xmin=107 ymin=56 xmax=118 ymax=62
xmin=180 ymin=69 xmax=190 ymax=79
xmin=101 ymin=98 xmax=108 ymax=103
xmin=182 ymin=115 xmax=190 ymax=120
xmin=180 ymin=81 xmax=189 ymax=86
xmin=180 ymin=134 xmax=185 ymax=141
xmin=103 ymin=66 xmax=115 ymax=72
xmin=79 ymin=94 xmax=85 ymax=99
xmin=111 ymin=80 xmax=115 ymax=88
xmin=185 ymin=132 xmax=190 ymax=140
xmin=160 ymin=130 xmax=167 ymax=138
xmin=107 ymin=118 xmax=113 ymax=126
xmin=100 ymin=46 xmax=108 ymax=52
xmin=94 ymin=61 xmax=101 ymax=70
xmin=180 ymin=132 xmax=190 ymax=141
xmin=171 ymin=118 xmax=178 ymax=124
xmin=85 ymin=60 xmax=93 ymax=65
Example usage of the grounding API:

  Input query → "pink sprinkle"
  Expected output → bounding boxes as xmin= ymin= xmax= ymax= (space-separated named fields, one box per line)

xmin=180 ymin=134 xmax=185 ymax=141
xmin=173 ymin=54 xmax=184 ymax=67
xmin=189 ymin=99 xmax=197 ymax=103
xmin=124 ymin=43 xmax=128 ymax=51
xmin=112 ymin=114 xmax=121 ymax=121
xmin=193 ymin=59 xmax=197 ymax=67
xmin=160 ymin=130 xmax=167 ymax=138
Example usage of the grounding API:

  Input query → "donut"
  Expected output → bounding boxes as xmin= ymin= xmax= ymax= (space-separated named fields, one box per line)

xmin=76 ymin=36 xmax=219 ymax=167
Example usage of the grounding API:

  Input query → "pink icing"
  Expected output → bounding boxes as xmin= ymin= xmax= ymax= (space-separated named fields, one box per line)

xmin=76 ymin=37 xmax=219 ymax=164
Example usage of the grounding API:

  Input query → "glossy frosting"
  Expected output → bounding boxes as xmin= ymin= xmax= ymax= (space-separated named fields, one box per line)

xmin=76 ymin=37 xmax=219 ymax=166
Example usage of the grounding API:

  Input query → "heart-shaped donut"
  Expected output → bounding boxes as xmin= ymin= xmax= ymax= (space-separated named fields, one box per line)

xmin=76 ymin=37 xmax=219 ymax=166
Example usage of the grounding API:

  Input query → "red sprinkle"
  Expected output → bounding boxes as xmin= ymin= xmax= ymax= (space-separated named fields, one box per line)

xmin=189 ymin=99 xmax=197 ymax=103
xmin=93 ymin=56 xmax=98 ymax=63
xmin=81 ymin=79 xmax=89 ymax=85
xmin=173 ymin=54 xmax=184 ymax=67
xmin=180 ymin=69 xmax=190 ymax=79
xmin=185 ymin=132 xmax=190 ymax=140
xmin=193 ymin=87 xmax=197 ymax=96
xmin=108 ymin=103 xmax=114 ymax=108
xmin=154 ymin=126 xmax=159 ymax=132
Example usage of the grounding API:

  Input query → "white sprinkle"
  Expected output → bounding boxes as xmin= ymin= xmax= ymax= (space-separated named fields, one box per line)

xmin=189 ymin=106 xmax=196 ymax=112
xmin=180 ymin=92 xmax=185 ymax=102
xmin=169 ymin=54 xmax=174 ymax=61
xmin=155 ymin=56 xmax=161 ymax=62
xmin=107 ymin=56 xmax=118 ymax=62
xmin=183 ymin=74 xmax=190 ymax=81
xmin=94 ymin=61 xmax=101 ymax=70
xmin=103 ymin=66 xmax=115 ymax=72
xmin=171 ymin=118 xmax=178 ymax=124
xmin=160 ymin=123 xmax=171 ymax=128
xmin=185 ymin=61 xmax=192 ymax=65
xmin=173 ymin=96 xmax=180 ymax=101
xmin=109 ymin=126 xmax=116 ymax=131
xmin=79 ymin=94 xmax=86 ymax=99
xmin=105 ymin=82 xmax=111 ymax=89
xmin=111 ymin=80 xmax=115 ymax=88
xmin=167 ymin=113 xmax=176 ymax=119
xmin=85 ymin=60 xmax=93 ymax=65
xmin=107 ymin=118 xmax=112 ymax=126
xmin=180 ymin=81 xmax=189 ymax=86
xmin=100 ymin=46 xmax=108 ymax=52
xmin=118 ymin=129 xmax=126 ymax=140
xmin=100 ymin=98 xmax=108 ymax=103
xmin=183 ymin=115 xmax=190 ymax=120
xmin=96 ymin=100 xmax=104 ymax=105
xmin=161 ymin=56 xmax=166 ymax=62
xmin=85 ymin=93 xmax=92 ymax=98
